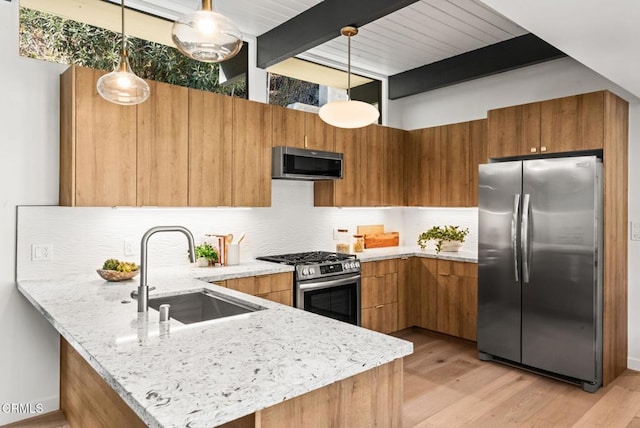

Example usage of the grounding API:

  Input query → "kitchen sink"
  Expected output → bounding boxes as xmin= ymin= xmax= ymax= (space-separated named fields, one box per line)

xmin=148 ymin=290 xmax=264 ymax=324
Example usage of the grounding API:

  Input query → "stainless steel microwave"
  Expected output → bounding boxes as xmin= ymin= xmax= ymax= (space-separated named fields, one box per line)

xmin=272 ymin=146 xmax=343 ymax=181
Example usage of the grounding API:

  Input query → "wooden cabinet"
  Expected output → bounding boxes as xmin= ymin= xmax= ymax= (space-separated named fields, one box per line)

xmin=415 ymin=257 xmax=438 ymax=331
xmin=488 ymin=91 xmax=608 ymax=158
xmin=188 ymin=89 xmax=233 ymax=207
xmin=221 ymin=272 xmax=293 ymax=306
xmin=361 ymin=259 xmax=399 ymax=334
xmin=272 ymin=106 xmax=334 ymax=151
xmin=137 ymin=79 xmax=189 ymax=206
xmin=383 ymin=127 xmax=406 ymax=206
xmin=435 ymin=260 xmax=477 ymax=340
xmin=60 ymin=66 xmax=137 ymax=207
xmin=469 ymin=119 xmax=488 ymax=206
xmin=440 ymin=122 xmax=470 ymax=207
xmin=406 ymin=127 xmax=441 ymax=206
xmin=232 ymin=98 xmax=272 ymax=207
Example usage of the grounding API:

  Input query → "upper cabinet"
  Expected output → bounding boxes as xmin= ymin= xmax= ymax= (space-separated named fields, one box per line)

xmin=272 ymin=106 xmax=334 ymax=151
xmin=188 ymin=88 xmax=233 ymax=207
xmin=137 ymin=79 xmax=189 ymax=206
xmin=314 ymin=124 xmax=407 ymax=207
xmin=488 ymin=91 xmax=610 ymax=158
xmin=60 ymin=66 xmax=137 ymax=207
xmin=233 ymin=98 xmax=272 ymax=207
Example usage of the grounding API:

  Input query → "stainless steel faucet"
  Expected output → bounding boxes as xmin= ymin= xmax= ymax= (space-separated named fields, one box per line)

xmin=137 ymin=226 xmax=196 ymax=312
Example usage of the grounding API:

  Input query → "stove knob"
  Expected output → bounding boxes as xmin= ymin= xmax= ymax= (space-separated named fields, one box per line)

xmin=302 ymin=268 xmax=309 ymax=276
xmin=347 ymin=262 xmax=354 ymax=269
xmin=309 ymin=268 xmax=316 ymax=275
xmin=354 ymin=261 xmax=360 ymax=268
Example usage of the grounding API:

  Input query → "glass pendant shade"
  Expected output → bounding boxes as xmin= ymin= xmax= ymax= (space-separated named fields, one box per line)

xmin=172 ymin=1 xmax=242 ymax=63
xmin=319 ymin=100 xmax=380 ymax=129
xmin=97 ymin=51 xmax=150 ymax=105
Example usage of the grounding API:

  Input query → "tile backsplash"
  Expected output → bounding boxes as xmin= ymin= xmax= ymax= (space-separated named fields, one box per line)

xmin=16 ymin=180 xmax=478 ymax=280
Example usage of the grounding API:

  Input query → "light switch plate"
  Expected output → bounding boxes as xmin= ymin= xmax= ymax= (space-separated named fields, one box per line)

xmin=632 ymin=222 xmax=640 ymax=241
xmin=124 ymin=239 xmax=135 ymax=256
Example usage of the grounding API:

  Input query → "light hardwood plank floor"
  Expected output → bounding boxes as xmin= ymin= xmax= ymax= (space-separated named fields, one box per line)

xmin=395 ymin=328 xmax=640 ymax=428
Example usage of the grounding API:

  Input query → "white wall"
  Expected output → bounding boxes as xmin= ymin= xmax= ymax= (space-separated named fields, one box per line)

xmin=396 ymin=56 xmax=640 ymax=370
xmin=0 ymin=1 xmax=66 ymax=424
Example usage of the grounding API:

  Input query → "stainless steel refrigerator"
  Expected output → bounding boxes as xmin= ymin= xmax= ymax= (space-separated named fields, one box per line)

xmin=478 ymin=155 xmax=603 ymax=392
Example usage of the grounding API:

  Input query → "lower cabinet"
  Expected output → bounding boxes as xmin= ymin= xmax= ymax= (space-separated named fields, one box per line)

xmin=361 ymin=260 xmax=399 ymax=334
xmin=396 ymin=257 xmax=478 ymax=341
xmin=218 ymin=272 xmax=293 ymax=306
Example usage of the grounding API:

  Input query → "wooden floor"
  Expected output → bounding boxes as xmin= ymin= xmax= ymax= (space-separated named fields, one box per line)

xmin=395 ymin=328 xmax=640 ymax=428
xmin=6 ymin=328 xmax=640 ymax=428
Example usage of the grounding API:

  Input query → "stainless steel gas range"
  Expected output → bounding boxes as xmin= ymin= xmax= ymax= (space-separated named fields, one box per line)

xmin=256 ymin=251 xmax=361 ymax=326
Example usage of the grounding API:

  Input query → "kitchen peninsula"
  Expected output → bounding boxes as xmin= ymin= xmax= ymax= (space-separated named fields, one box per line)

xmin=18 ymin=261 xmax=412 ymax=428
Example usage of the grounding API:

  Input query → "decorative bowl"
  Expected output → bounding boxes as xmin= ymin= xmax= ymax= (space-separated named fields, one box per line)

xmin=96 ymin=269 xmax=139 ymax=282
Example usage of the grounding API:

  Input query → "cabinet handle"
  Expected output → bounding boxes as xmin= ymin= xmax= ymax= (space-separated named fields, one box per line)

xmin=375 ymin=274 xmax=385 ymax=278
xmin=375 ymin=305 xmax=384 ymax=309
xmin=304 ymin=135 xmax=308 ymax=148
xmin=540 ymin=146 xmax=547 ymax=152
xmin=438 ymin=273 xmax=450 ymax=276
xmin=530 ymin=147 xmax=537 ymax=153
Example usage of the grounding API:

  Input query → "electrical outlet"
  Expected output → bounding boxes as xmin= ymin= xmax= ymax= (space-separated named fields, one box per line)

xmin=632 ymin=222 xmax=640 ymax=241
xmin=32 ymin=244 xmax=53 ymax=261
xmin=124 ymin=239 xmax=135 ymax=256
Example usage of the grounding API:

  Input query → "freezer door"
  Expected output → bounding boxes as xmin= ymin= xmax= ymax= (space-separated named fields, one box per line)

xmin=521 ymin=156 xmax=601 ymax=383
xmin=478 ymin=161 xmax=523 ymax=363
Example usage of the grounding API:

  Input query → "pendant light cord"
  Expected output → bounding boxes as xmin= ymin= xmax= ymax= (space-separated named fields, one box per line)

xmin=347 ymin=33 xmax=351 ymax=100
xmin=121 ymin=0 xmax=126 ymax=53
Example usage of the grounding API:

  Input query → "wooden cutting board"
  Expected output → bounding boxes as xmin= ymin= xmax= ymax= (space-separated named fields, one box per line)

xmin=364 ymin=232 xmax=400 ymax=249
xmin=357 ymin=224 xmax=384 ymax=236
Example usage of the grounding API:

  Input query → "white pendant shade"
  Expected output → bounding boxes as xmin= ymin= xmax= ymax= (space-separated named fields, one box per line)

xmin=172 ymin=1 xmax=242 ymax=63
xmin=318 ymin=100 xmax=380 ymax=129
xmin=97 ymin=52 xmax=150 ymax=105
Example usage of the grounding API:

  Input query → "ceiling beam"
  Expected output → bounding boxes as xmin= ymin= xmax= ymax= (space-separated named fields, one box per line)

xmin=388 ymin=33 xmax=567 ymax=100
xmin=257 ymin=0 xmax=420 ymax=69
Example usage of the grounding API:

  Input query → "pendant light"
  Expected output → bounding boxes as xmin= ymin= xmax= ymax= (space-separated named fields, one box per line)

xmin=172 ymin=0 xmax=243 ymax=63
xmin=319 ymin=26 xmax=380 ymax=129
xmin=96 ymin=0 xmax=150 ymax=105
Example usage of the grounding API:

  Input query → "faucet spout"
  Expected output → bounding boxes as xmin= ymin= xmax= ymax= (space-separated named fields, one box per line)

xmin=137 ymin=225 xmax=196 ymax=312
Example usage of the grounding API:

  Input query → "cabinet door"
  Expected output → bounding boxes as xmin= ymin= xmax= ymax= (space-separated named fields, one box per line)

xmin=361 ymin=125 xmax=384 ymax=206
xmin=137 ymin=80 xmax=189 ymax=206
xmin=272 ymin=105 xmax=305 ymax=148
xmin=540 ymin=92 xmax=604 ymax=153
xmin=417 ymin=258 xmax=438 ymax=331
xmin=383 ymin=127 xmax=406 ymax=206
xmin=436 ymin=261 xmax=463 ymax=336
xmin=440 ymin=123 xmax=470 ymax=207
xmin=258 ymin=290 xmax=293 ymax=306
xmin=333 ymin=127 xmax=364 ymax=206
xmin=232 ymin=98 xmax=272 ymax=207
xmin=487 ymin=103 xmax=541 ymax=158
xmin=461 ymin=269 xmax=478 ymax=341
xmin=188 ymin=89 xmax=233 ymax=206
xmin=397 ymin=257 xmax=418 ymax=330
xmin=407 ymin=128 xmax=441 ymax=206
xmin=69 ymin=66 xmax=137 ymax=206
xmin=468 ymin=119 xmax=488 ymax=207
xmin=304 ymin=112 xmax=334 ymax=151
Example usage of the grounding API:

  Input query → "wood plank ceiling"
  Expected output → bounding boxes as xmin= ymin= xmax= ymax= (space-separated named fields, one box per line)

xmin=93 ymin=0 xmax=554 ymax=98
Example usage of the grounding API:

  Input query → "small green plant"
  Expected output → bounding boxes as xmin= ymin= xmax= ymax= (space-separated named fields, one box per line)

xmin=194 ymin=243 xmax=219 ymax=263
xmin=417 ymin=225 xmax=469 ymax=253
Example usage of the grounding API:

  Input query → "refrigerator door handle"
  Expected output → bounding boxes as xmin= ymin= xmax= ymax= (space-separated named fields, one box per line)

xmin=522 ymin=193 xmax=531 ymax=283
xmin=512 ymin=193 xmax=521 ymax=282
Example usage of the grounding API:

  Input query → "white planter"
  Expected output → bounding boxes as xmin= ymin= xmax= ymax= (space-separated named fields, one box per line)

xmin=196 ymin=257 xmax=210 ymax=267
xmin=440 ymin=240 xmax=462 ymax=252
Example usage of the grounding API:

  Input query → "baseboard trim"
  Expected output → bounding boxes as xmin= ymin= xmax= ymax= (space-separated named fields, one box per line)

xmin=628 ymin=356 xmax=640 ymax=372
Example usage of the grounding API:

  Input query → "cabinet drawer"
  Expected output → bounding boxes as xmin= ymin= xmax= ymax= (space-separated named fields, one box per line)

xmin=257 ymin=289 xmax=292 ymax=306
xmin=225 ymin=272 xmax=293 ymax=295
xmin=362 ymin=273 xmax=398 ymax=308
xmin=362 ymin=303 xmax=398 ymax=334
xmin=361 ymin=259 xmax=398 ymax=277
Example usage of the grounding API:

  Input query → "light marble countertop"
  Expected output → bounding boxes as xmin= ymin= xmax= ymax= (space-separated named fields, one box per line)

xmin=17 ymin=260 xmax=412 ymax=428
xmin=353 ymin=245 xmax=478 ymax=263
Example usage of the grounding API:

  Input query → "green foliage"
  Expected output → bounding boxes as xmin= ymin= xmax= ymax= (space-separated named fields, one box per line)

xmin=417 ymin=225 xmax=470 ymax=253
xmin=195 ymin=243 xmax=219 ymax=263
xmin=269 ymin=74 xmax=319 ymax=107
xmin=19 ymin=7 xmax=245 ymax=97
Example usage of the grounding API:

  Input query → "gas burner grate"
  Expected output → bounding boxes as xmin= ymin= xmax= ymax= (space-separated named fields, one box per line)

xmin=257 ymin=251 xmax=356 ymax=265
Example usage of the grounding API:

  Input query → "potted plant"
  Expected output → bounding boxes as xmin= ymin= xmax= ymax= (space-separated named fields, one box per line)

xmin=417 ymin=225 xmax=469 ymax=253
xmin=194 ymin=242 xmax=219 ymax=267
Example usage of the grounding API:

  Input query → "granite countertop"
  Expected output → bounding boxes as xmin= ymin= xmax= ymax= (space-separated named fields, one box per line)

xmin=353 ymin=245 xmax=478 ymax=263
xmin=17 ymin=260 xmax=412 ymax=428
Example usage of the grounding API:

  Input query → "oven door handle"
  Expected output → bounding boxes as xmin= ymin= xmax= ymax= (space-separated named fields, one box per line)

xmin=298 ymin=275 xmax=361 ymax=291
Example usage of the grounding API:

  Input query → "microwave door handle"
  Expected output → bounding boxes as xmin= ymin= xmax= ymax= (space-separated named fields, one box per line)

xmin=298 ymin=275 xmax=361 ymax=291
